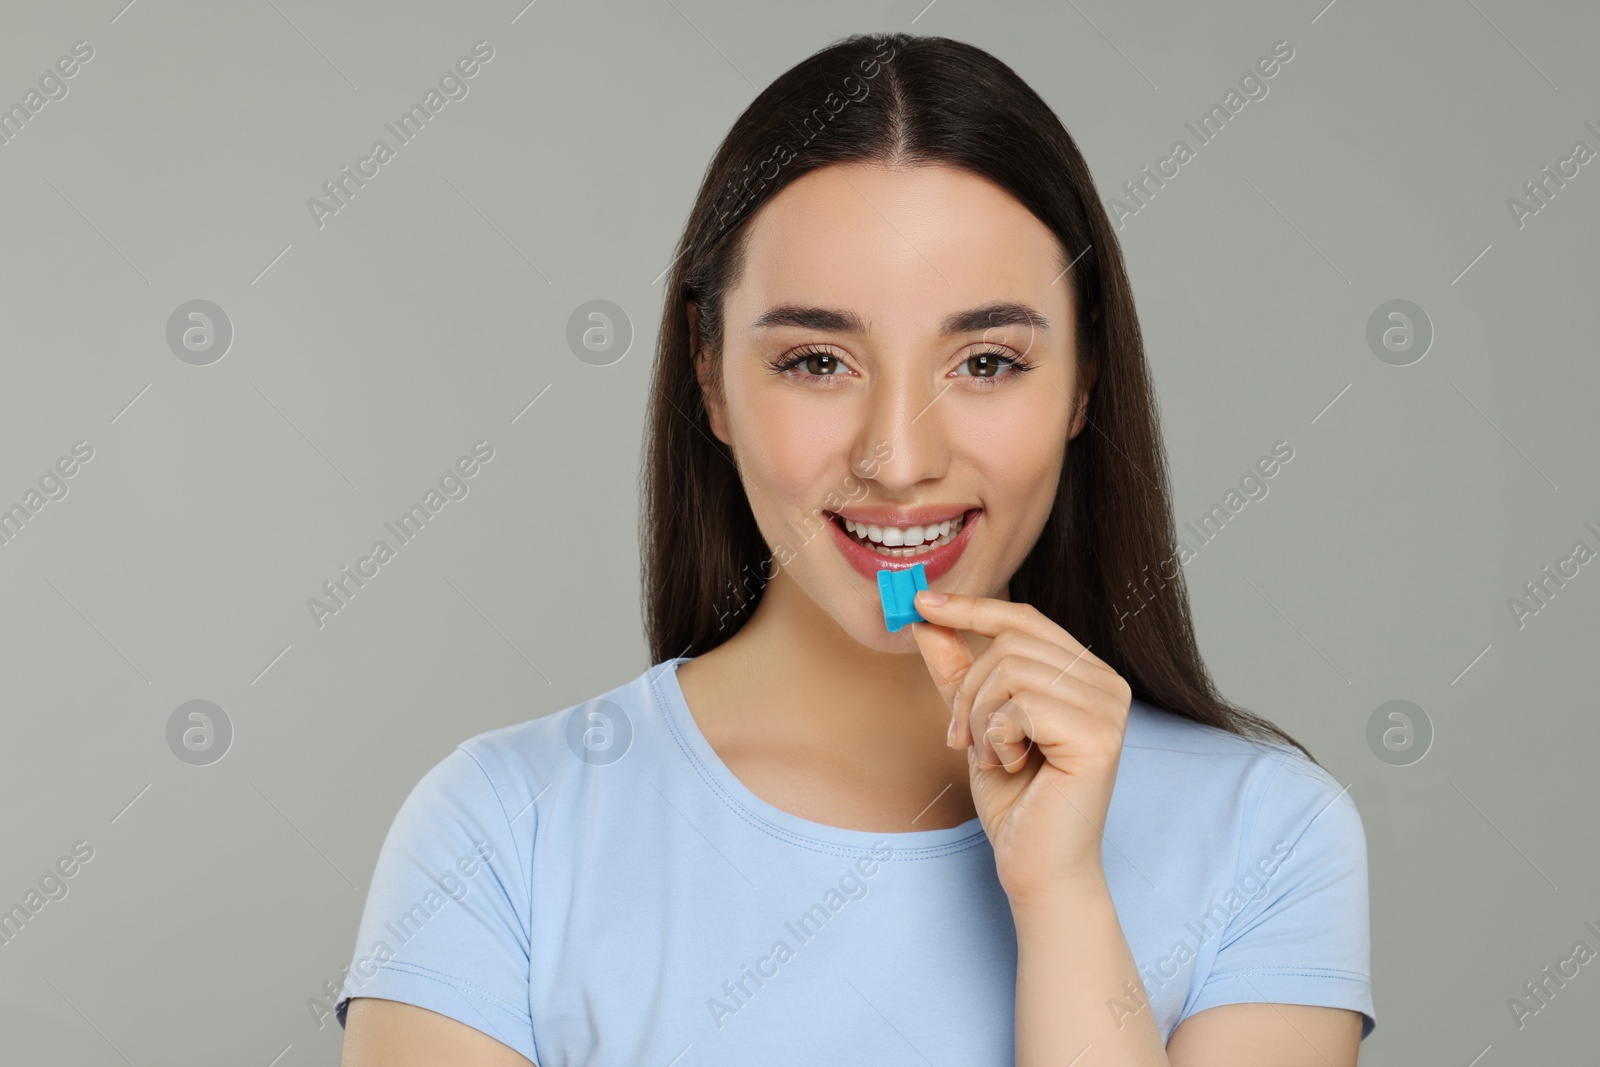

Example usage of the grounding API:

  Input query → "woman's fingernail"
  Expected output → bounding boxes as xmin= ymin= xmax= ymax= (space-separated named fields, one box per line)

xmin=946 ymin=714 xmax=960 ymax=747
xmin=918 ymin=589 xmax=948 ymax=606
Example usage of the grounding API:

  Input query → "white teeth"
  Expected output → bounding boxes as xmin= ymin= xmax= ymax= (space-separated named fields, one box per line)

xmin=840 ymin=514 xmax=967 ymax=557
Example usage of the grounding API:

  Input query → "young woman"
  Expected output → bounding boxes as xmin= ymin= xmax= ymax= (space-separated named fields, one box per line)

xmin=338 ymin=32 xmax=1373 ymax=1066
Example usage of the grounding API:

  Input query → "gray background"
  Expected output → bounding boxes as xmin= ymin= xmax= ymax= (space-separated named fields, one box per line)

xmin=1 ymin=0 xmax=1596 ymax=1062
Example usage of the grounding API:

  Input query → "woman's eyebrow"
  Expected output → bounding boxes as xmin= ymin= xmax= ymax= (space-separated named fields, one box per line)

xmin=748 ymin=301 xmax=1050 ymax=335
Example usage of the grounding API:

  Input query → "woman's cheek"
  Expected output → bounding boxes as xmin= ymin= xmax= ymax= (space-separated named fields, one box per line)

xmin=959 ymin=393 xmax=1068 ymax=520
xmin=748 ymin=393 xmax=856 ymax=490
xmin=736 ymin=414 xmax=853 ymax=550
xmin=955 ymin=394 xmax=1058 ymax=473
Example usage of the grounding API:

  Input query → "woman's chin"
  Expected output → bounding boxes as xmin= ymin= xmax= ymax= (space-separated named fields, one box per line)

xmin=788 ymin=569 xmax=935 ymax=653
xmin=839 ymin=607 xmax=922 ymax=654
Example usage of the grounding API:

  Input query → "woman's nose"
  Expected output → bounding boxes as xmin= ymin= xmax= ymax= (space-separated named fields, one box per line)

xmin=855 ymin=374 xmax=953 ymax=490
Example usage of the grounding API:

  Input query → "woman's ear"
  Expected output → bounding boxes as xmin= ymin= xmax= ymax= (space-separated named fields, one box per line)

xmin=687 ymin=300 xmax=731 ymax=445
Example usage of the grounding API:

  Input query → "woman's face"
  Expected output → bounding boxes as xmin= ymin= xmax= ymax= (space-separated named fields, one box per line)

xmin=697 ymin=162 xmax=1092 ymax=654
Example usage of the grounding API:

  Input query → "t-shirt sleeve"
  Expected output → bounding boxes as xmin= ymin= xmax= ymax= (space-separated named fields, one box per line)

xmin=1182 ymin=749 xmax=1376 ymax=1040
xmin=333 ymin=744 xmax=538 ymax=1063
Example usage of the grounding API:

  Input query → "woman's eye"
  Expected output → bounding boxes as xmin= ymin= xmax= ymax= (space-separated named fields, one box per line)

xmin=771 ymin=347 xmax=852 ymax=380
xmin=771 ymin=346 xmax=1030 ymax=384
xmin=957 ymin=349 xmax=1022 ymax=380
xmin=800 ymin=352 xmax=842 ymax=375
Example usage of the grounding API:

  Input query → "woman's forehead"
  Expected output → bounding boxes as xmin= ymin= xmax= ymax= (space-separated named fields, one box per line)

xmin=732 ymin=165 xmax=1071 ymax=337
xmin=745 ymin=163 xmax=1060 ymax=264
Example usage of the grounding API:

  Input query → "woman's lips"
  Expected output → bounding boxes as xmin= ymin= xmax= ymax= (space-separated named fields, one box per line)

xmin=825 ymin=508 xmax=980 ymax=585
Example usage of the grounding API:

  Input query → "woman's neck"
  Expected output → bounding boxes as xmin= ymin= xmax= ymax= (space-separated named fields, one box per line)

xmin=679 ymin=568 xmax=990 ymax=821
xmin=735 ymin=570 xmax=943 ymax=714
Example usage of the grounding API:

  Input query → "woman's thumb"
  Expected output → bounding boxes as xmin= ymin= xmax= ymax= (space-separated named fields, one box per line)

xmin=910 ymin=619 xmax=972 ymax=709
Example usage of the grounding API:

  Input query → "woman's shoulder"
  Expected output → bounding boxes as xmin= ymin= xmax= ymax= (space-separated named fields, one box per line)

xmin=1118 ymin=696 xmax=1357 ymax=843
xmin=423 ymin=659 xmax=677 ymax=810
xmin=1119 ymin=700 xmax=1374 ymax=1040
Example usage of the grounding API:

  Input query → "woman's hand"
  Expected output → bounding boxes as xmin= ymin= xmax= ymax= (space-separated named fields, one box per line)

xmin=909 ymin=589 xmax=1133 ymax=907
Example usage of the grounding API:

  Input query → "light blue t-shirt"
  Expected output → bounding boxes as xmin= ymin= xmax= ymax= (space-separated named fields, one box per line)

xmin=335 ymin=657 xmax=1374 ymax=1063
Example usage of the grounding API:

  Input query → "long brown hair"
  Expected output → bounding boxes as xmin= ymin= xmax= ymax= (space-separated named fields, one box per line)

xmin=641 ymin=31 xmax=1311 ymax=760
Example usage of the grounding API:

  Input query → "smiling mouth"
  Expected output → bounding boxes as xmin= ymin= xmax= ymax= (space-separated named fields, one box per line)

xmin=829 ymin=510 xmax=972 ymax=558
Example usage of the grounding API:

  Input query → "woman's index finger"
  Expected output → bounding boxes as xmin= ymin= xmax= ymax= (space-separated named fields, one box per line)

xmin=913 ymin=590 xmax=1090 ymax=656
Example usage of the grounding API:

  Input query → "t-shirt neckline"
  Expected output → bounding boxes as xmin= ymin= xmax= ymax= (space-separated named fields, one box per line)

xmin=651 ymin=656 xmax=989 ymax=857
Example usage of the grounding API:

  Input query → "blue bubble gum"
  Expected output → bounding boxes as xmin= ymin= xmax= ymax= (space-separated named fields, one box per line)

xmin=876 ymin=562 xmax=929 ymax=633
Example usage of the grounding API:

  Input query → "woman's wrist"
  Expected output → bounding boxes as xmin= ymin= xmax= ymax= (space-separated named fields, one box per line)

xmin=1004 ymin=863 xmax=1113 ymax=924
xmin=1008 ymin=864 xmax=1171 ymax=1067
